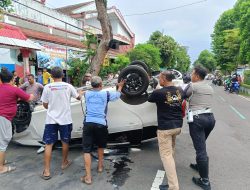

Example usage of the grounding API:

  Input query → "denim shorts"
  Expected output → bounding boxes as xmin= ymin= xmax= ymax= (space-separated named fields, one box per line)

xmin=43 ymin=123 xmax=72 ymax=145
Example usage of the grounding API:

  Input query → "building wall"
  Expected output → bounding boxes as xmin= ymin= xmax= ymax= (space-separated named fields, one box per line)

xmin=12 ymin=0 xmax=83 ymax=34
xmin=116 ymin=22 xmax=130 ymax=40
xmin=0 ymin=48 xmax=16 ymax=64
xmin=0 ymin=48 xmax=24 ymax=77
xmin=72 ymin=3 xmax=96 ymax=14
xmin=5 ymin=15 xmax=82 ymax=42
xmin=85 ymin=13 xmax=131 ymax=40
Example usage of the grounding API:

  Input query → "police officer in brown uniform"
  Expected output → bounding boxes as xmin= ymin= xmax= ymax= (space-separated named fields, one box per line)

xmin=185 ymin=65 xmax=215 ymax=190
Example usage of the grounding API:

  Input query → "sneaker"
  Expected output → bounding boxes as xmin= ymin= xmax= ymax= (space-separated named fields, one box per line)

xmin=192 ymin=177 xmax=211 ymax=190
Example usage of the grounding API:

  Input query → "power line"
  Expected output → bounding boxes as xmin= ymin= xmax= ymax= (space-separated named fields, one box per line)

xmin=124 ymin=0 xmax=208 ymax=17
xmin=11 ymin=0 xmax=208 ymax=35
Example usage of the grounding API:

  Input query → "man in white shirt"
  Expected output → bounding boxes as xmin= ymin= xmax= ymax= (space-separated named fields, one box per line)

xmin=40 ymin=67 xmax=83 ymax=180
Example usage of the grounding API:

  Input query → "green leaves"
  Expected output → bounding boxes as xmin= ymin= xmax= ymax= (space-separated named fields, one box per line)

xmin=243 ymin=70 xmax=250 ymax=85
xmin=148 ymin=31 xmax=190 ymax=72
xmin=99 ymin=54 xmax=130 ymax=78
xmin=211 ymin=0 xmax=250 ymax=73
xmin=0 ymin=0 xmax=13 ymax=12
xmin=68 ymin=59 xmax=89 ymax=87
xmin=194 ymin=50 xmax=217 ymax=72
xmin=127 ymin=43 xmax=161 ymax=71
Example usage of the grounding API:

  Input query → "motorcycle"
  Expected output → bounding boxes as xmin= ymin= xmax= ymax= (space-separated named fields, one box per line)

xmin=229 ymin=81 xmax=240 ymax=94
xmin=212 ymin=78 xmax=223 ymax=86
xmin=224 ymin=79 xmax=231 ymax=91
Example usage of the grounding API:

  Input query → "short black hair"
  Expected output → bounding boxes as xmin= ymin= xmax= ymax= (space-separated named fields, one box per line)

xmin=0 ymin=69 xmax=13 ymax=83
xmin=161 ymin=70 xmax=175 ymax=81
xmin=28 ymin=74 xmax=35 ymax=78
xmin=1 ymin=67 xmax=7 ymax=72
xmin=51 ymin=67 xmax=63 ymax=79
xmin=193 ymin=65 xmax=207 ymax=80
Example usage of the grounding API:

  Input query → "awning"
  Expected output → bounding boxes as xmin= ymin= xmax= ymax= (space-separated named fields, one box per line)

xmin=0 ymin=36 xmax=42 ymax=50
xmin=0 ymin=23 xmax=42 ymax=50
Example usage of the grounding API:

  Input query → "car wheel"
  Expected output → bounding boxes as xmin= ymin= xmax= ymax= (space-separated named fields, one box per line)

xmin=12 ymin=101 xmax=32 ymax=133
xmin=118 ymin=65 xmax=149 ymax=97
xmin=129 ymin=60 xmax=149 ymax=74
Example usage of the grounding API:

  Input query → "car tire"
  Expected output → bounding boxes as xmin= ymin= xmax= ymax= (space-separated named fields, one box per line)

xmin=12 ymin=101 xmax=32 ymax=133
xmin=118 ymin=65 xmax=149 ymax=97
xmin=129 ymin=60 xmax=149 ymax=74
xmin=120 ymin=94 xmax=148 ymax=105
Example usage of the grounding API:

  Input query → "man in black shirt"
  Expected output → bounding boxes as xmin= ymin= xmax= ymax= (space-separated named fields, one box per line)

xmin=148 ymin=71 xmax=183 ymax=190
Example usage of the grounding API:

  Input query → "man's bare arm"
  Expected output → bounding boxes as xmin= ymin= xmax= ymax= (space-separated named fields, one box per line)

xmin=43 ymin=102 xmax=48 ymax=109
xmin=117 ymin=80 xmax=125 ymax=92
xmin=28 ymin=94 xmax=35 ymax=102
xmin=76 ymin=90 xmax=85 ymax=100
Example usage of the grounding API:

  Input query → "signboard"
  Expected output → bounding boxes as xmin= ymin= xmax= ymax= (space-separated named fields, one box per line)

xmin=36 ymin=42 xmax=68 ymax=70
xmin=68 ymin=49 xmax=86 ymax=60
xmin=36 ymin=41 xmax=85 ymax=69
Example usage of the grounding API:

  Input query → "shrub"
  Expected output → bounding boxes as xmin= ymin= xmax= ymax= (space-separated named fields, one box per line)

xmin=241 ymin=83 xmax=250 ymax=89
xmin=243 ymin=70 xmax=250 ymax=85
xmin=67 ymin=59 xmax=89 ymax=87
xmin=99 ymin=54 xmax=130 ymax=78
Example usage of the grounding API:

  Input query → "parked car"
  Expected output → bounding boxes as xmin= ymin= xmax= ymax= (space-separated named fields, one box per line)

xmin=12 ymin=61 xmax=183 ymax=147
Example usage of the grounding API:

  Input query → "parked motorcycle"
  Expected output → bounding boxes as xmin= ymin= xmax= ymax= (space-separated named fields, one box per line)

xmin=212 ymin=78 xmax=223 ymax=86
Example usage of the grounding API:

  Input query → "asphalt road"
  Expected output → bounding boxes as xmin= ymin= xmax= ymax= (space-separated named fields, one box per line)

xmin=1 ymin=83 xmax=250 ymax=190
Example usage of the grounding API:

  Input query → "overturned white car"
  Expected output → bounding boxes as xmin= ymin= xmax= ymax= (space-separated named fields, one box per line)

xmin=12 ymin=61 xmax=183 ymax=147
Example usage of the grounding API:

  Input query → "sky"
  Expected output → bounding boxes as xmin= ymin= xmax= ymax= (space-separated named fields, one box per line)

xmin=46 ymin=0 xmax=237 ymax=62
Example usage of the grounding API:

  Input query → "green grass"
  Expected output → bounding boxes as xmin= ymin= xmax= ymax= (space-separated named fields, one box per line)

xmin=241 ymin=83 xmax=250 ymax=89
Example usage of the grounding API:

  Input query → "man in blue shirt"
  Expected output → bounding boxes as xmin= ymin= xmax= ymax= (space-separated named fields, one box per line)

xmin=37 ymin=70 xmax=43 ymax=85
xmin=81 ymin=76 xmax=125 ymax=185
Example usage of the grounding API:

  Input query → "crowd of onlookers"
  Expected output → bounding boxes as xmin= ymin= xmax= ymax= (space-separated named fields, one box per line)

xmin=10 ymin=68 xmax=54 ymax=88
xmin=0 ymin=65 xmax=215 ymax=190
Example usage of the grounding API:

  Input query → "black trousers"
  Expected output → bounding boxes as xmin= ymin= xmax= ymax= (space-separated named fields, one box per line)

xmin=189 ymin=113 xmax=215 ymax=162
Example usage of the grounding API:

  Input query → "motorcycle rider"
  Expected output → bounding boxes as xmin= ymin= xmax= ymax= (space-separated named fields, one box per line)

xmin=230 ymin=74 xmax=238 ymax=91
xmin=224 ymin=76 xmax=231 ymax=91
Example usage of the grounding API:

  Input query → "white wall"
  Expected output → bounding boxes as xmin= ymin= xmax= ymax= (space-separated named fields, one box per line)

xmin=0 ymin=48 xmax=18 ymax=64
xmin=85 ymin=15 xmax=131 ymax=39
xmin=73 ymin=3 xmax=96 ymax=14
xmin=12 ymin=0 xmax=83 ymax=33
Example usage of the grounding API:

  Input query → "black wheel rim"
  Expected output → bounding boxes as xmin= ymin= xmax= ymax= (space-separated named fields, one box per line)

xmin=123 ymin=72 xmax=144 ymax=94
xmin=14 ymin=102 xmax=31 ymax=122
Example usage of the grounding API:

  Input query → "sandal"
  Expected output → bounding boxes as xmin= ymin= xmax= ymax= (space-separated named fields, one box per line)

xmin=61 ymin=160 xmax=72 ymax=170
xmin=97 ymin=167 xmax=103 ymax=173
xmin=40 ymin=171 xmax=51 ymax=180
xmin=0 ymin=166 xmax=16 ymax=174
xmin=80 ymin=175 xmax=92 ymax=185
xmin=4 ymin=160 xmax=11 ymax=165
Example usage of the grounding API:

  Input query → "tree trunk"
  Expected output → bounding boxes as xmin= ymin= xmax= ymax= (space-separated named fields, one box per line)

xmin=88 ymin=0 xmax=113 ymax=76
